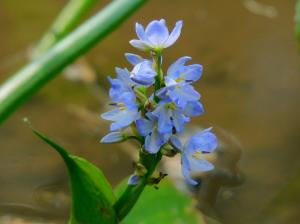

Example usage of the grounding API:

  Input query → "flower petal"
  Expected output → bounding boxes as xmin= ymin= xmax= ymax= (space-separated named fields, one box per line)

xmin=190 ymin=128 xmax=218 ymax=153
xmin=188 ymin=156 xmax=214 ymax=172
xmin=145 ymin=19 xmax=169 ymax=46
xmin=167 ymin=56 xmax=192 ymax=79
xmin=183 ymin=64 xmax=203 ymax=82
xmin=135 ymin=22 xmax=147 ymax=41
xmin=129 ymin=39 xmax=149 ymax=50
xmin=152 ymin=106 xmax=173 ymax=134
xmin=169 ymin=84 xmax=200 ymax=107
xmin=125 ymin=53 xmax=144 ymax=66
xmin=144 ymin=128 xmax=167 ymax=154
xmin=184 ymin=101 xmax=204 ymax=117
xmin=136 ymin=118 xmax=153 ymax=136
xmin=170 ymin=135 xmax=183 ymax=151
xmin=101 ymin=132 xmax=125 ymax=143
xmin=181 ymin=155 xmax=198 ymax=185
xmin=172 ymin=111 xmax=187 ymax=133
xmin=163 ymin=20 xmax=183 ymax=48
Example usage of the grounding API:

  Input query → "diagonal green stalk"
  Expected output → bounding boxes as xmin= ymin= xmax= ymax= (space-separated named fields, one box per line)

xmin=32 ymin=0 xmax=99 ymax=58
xmin=0 ymin=0 xmax=147 ymax=123
xmin=113 ymin=151 xmax=162 ymax=221
xmin=296 ymin=0 xmax=300 ymax=49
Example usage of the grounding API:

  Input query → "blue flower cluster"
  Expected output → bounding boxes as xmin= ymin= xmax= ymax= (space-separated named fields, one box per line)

xmin=101 ymin=19 xmax=218 ymax=185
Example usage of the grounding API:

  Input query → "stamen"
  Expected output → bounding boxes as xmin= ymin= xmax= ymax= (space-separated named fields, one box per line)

xmin=117 ymin=102 xmax=125 ymax=107
xmin=175 ymin=77 xmax=185 ymax=82
xmin=192 ymin=154 xmax=201 ymax=160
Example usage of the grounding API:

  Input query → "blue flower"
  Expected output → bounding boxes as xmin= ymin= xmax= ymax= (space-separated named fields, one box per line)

xmin=130 ymin=19 xmax=183 ymax=52
xmin=101 ymin=92 xmax=140 ymax=131
xmin=172 ymin=128 xmax=218 ymax=185
xmin=108 ymin=67 xmax=135 ymax=102
xmin=151 ymin=100 xmax=189 ymax=134
xmin=157 ymin=56 xmax=203 ymax=107
xmin=136 ymin=113 xmax=170 ymax=154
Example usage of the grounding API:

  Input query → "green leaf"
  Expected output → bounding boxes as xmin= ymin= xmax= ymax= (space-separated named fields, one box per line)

xmin=28 ymin=122 xmax=117 ymax=224
xmin=115 ymin=178 xmax=206 ymax=224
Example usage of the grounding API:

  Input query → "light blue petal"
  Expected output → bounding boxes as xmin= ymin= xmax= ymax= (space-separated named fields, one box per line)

xmin=190 ymin=128 xmax=218 ymax=153
xmin=170 ymin=136 xmax=183 ymax=151
xmin=102 ymin=106 xmax=139 ymax=131
xmin=184 ymin=101 xmax=204 ymax=117
xmin=183 ymin=64 xmax=203 ymax=82
xmin=135 ymin=23 xmax=147 ymax=41
xmin=144 ymin=128 xmax=166 ymax=154
xmin=187 ymin=155 xmax=214 ymax=172
xmin=167 ymin=56 xmax=191 ymax=79
xmin=169 ymin=84 xmax=200 ymax=107
xmin=136 ymin=118 xmax=153 ymax=136
xmin=172 ymin=111 xmax=187 ymax=133
xmin=163 ymin=20 xmax=183 ymax=47
xmin=131 ymin=60 xmax=156 ymax=86
xmin=145 ymin=19 xmax=169 ymax=46
xmin=152 ymin=106 xmax=173 ymax=134
xmin=121 ymin=92 xmax=136 ymax=107
xmin=181 ymin=155 xmax=198 ymax=185
xmin=115 ymin=67 xmax=132 ymax=84
xmin=128 ymin=175 xmax=139 ymax=185
xmin=129 ymin=39 xmax=149 ymax=50
xmin=125 ymin=53 xmax=144 ymax=66
xmin=101 ymin=132 xmax=125 ymax=143
xmin=110 ymin=110 xmax=139 ymax=131
xmin=108 ymin=75 xmax=132 ymax=102
xmin=101 ymin=108 xmax=123 ymax=121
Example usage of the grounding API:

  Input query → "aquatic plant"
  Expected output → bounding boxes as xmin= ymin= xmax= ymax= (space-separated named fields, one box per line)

xmin=24 ymin=17 xmax=218 ymax=224
xmin=101 ymin=19 xmax=218 ymax=188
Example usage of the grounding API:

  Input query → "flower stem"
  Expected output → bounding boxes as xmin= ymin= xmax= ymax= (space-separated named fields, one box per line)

xmin=113 ymin=151 xmax=162 ymax=221
xmin=153 ymin=52 xmax=162 ymax=102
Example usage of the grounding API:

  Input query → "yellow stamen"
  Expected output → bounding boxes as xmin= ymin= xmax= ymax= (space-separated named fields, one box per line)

xmin=117 ymin=102 xmax=125 ymax=107
xmin=192 ymin=154 xmax=201 ymax=160
xmin=195 ymin=150 xmax=202 ymax=155
xmin=192 ymin=150 xmax=202 ymax=160
xmin=175 ymin=77 xmax=185 ymax=82
xmin=165 ymin=102 xmax=176 ymax=110
xmin=119 ymin=107 xmax=126 ymax=111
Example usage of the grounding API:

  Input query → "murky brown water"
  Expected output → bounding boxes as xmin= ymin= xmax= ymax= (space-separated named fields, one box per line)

xmin=0 ymin=0 xmax=299 ymax=223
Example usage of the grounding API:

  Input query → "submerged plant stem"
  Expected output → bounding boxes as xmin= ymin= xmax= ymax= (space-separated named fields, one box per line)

xmin=114 ymin=151 xmax=162 ymax=221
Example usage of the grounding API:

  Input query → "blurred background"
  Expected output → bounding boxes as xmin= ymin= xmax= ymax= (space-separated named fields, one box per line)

xmin=0 ymin=0 xmax=299 ymax=223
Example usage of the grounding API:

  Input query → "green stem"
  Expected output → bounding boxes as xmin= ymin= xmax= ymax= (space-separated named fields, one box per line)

xmin=32 ymin=0 xmax=99 ymax=58
xmin=296 ymin=0 xmax=300 ymax=49
xmin=0 ymin=0 xmax=147 ymax=124
xmin=114 ymin=151 xmax=162 ymax=221
xmin=153 ymin=53 xmax=162 ymax=102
